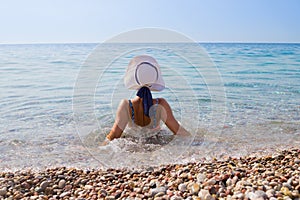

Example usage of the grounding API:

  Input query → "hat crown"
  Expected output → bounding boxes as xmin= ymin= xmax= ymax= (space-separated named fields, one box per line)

xmin=124 ymin=55 xmax=165 ymax=91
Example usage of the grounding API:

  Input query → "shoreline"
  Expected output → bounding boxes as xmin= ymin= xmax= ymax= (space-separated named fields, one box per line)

xmin=0 ymin=148 xmax=299 ymax=199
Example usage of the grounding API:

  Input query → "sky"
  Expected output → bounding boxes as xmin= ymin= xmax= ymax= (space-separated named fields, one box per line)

xmin=0 ymin=0 xmax=299 ymax=44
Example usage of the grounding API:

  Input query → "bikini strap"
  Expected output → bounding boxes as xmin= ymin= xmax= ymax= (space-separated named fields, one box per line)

xmin=128 ymin=99 xmax=134 ymax=123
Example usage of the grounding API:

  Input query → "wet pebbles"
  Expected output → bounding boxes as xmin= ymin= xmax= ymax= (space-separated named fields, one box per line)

xmin=0 ymin=148 xmax=300 ymax=199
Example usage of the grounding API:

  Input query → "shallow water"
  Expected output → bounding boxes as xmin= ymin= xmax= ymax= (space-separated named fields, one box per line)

xmin=0 ymin=43 xmax=299 ymax=170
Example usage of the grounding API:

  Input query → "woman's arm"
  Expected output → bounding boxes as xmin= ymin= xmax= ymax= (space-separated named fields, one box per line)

xmin=106 ymin=99 xmax=129 ymax=141
xmin=159 ymin=98 xmax=190 ymax=136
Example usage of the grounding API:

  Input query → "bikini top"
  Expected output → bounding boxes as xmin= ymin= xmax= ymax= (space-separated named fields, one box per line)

xmin=128 ymin=98 xmax=159 ymax=129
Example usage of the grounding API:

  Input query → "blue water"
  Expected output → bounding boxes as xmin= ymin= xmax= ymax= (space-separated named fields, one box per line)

xmin=0 ymin=43 xmax=299 ymax=170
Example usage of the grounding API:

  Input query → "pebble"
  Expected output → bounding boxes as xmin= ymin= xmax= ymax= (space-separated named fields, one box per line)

xmin=34 ymin=187 xmax=42 ymax=193
xmin=105 ymin=196 xmax=116 ymax=200
xmin=266 ymin=189 xmax=275 ymax=198
xmin=0 ymin=148 xmax=299 ymax=199
xmin=190 ymin=183 xmax=200 ymax=194
xmin=84 ymin=185 xmax=93 ymax=190
xmin=59 ymin=191 xmax=71 ymax=198
xmin=178 ymin=183 xmax=187 ymax=192
xmin=281 ymin=186 xmax=292 ymax=197
xmin=58 ymin=179 xmax=66 ymax=189
xmin=150 ymin=187 xmax=167 ymax=197
xmin=179 ymin=172 xmax=188 ymax=179
xmin=170 ymin=195 xmax=183 ymax=200
xmin=21 ymin=181 xmax=31 ymax=189
xmin=204 ymin=178 xmax=216 ymax=186
xmin=283 ymin=182 xmax=292 ymax=190
xmin=196 ymin=173 xmax=206 ymax=183
xmin=154 ymin=191 xmax=165 ymax=197
xmin=198 ymin=189 xmax=213 ymax=200
xmin=292 ymin=190 xmax=299 ymax=197
xmin=40 ymin=181 xmax=50 ymax=191
xmin=226 ymin=178 xmax=232 ymax=186
xmin=0 ymin=187 xmax=7 ymax=196
xmin=269 ymin=181 xmax=278 ymax=187
xmin=235 ymin=192 xmax=244 ymax=199
xmin=255 ymin=190 xmax=268 ymax=199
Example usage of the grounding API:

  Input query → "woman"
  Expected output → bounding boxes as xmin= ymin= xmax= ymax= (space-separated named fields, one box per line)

xmin=105 ymin=55 xmax=190 ymax=143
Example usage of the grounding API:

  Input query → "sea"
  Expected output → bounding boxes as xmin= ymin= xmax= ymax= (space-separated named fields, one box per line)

xmin=0 ymin=43 xmax=299 ymax=171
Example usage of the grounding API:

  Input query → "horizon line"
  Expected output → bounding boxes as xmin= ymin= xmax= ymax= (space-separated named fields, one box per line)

xmin=1 ymin=41 xmax=300 ymax=45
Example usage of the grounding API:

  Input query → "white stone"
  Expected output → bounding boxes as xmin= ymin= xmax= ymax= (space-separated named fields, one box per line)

xmin=0 ymin=187 xmax=7 ymax=196
xmin=199 ymin=189 xmax=214 ymax=200
xmin=84 ymin=185 xmax=93 ymax=190
xmin=178 ymin=183 xmax=187 ymax=192
xmin=170 ymin=196 xmax=183 ymax=200
xmin=266 ymin=189 xmax=275 ymax=198
xmin=226 ymin=178 xmax=233 ymax=186
xmin=197 ymin=173 xmax=206 ymax=183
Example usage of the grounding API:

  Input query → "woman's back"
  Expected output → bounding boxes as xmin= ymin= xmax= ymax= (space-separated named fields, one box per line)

xmin=128 ymin=97 xmax=160 ymax=128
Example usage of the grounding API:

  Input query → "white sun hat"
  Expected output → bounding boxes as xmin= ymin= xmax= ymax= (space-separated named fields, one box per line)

xmin=124 ymin=55 xmax=165 ymax=91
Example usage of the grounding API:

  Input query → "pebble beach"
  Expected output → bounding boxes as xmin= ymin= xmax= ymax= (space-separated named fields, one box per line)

xmin=1 ymin=43 xmax=300 ymax=200
xmin=0 ymin=148 xmax=299 ymax=200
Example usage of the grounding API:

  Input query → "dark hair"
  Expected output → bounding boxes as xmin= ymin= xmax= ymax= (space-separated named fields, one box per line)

xmin=136 ymin=86 xmax=153 ymax=117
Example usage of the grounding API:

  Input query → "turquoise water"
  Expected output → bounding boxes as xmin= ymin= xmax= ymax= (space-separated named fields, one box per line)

xmin=0 ymin=43 xmax=299 ymax=170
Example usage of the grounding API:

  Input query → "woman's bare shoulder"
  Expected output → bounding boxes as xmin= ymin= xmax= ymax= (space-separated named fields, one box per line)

xmin=120 ymin=98 xmax=129 ymax=105
xmin=117 ymin=99 xmax=129 ymax=110
xmin=157 ymin=97 xmax=167 ymax=104
xmin=157 ymin=98 xmax=169 ymax=106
